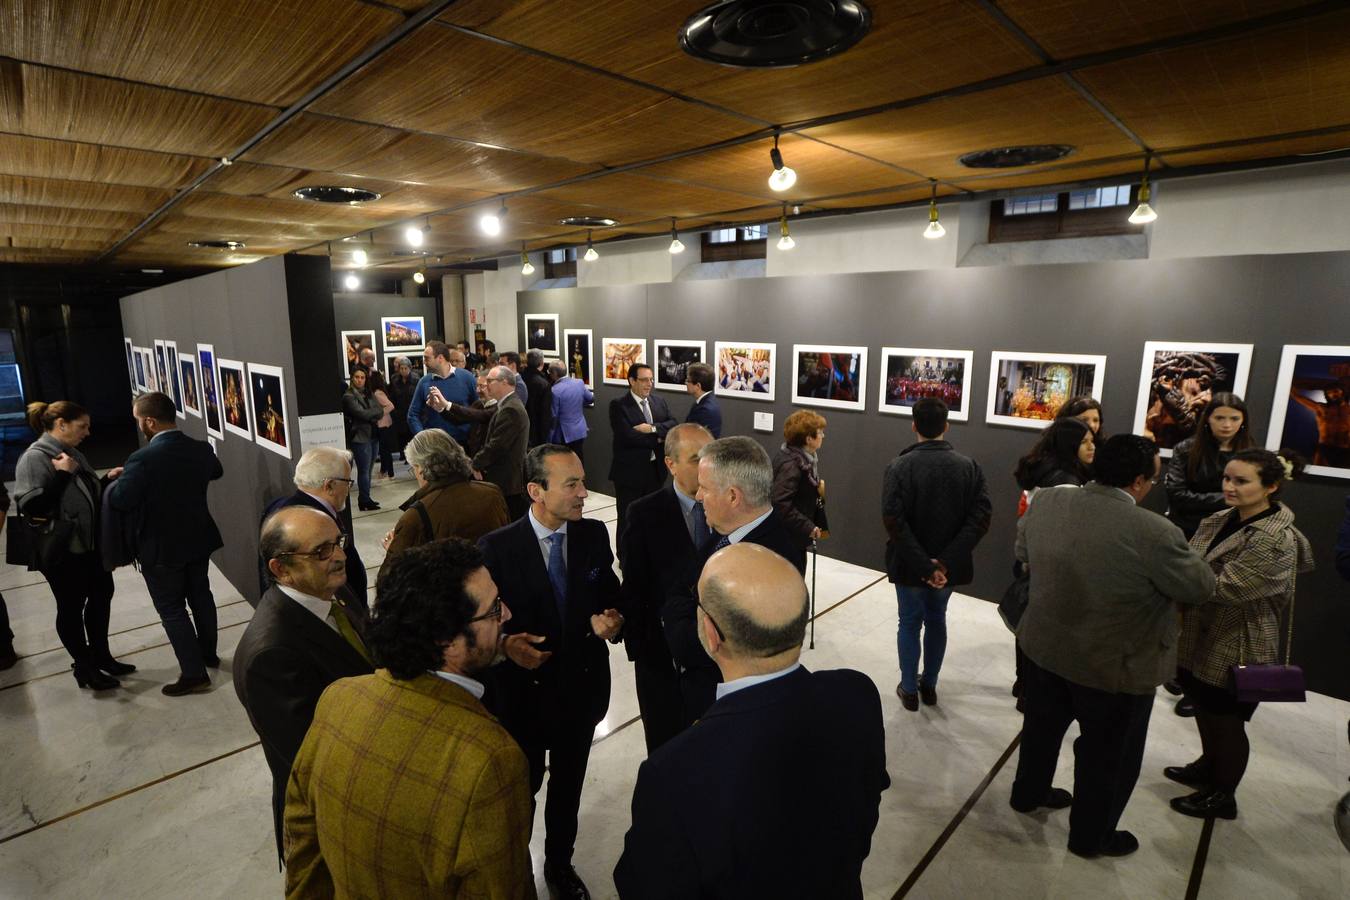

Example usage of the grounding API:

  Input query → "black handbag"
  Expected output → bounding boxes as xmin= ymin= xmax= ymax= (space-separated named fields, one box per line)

xmin=998 ymin=569 xmax=1030 ymax=633
xmin=3 ymin=515 xmax=27 ymax=566
xmin=14 ymin=513 xmax=74 ymax=571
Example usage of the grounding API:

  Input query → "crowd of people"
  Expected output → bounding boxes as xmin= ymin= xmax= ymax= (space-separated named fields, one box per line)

xmin=6 ymin=334 xmax=1350 ymax=898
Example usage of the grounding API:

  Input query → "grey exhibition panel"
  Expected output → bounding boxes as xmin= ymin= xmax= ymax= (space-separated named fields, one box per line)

xmin=519 ymin=251 xmax=1350 ymax=698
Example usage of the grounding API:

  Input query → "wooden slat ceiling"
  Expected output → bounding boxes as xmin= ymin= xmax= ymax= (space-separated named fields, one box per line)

xmin=0 ymin=0 xmax=1347 ymax=272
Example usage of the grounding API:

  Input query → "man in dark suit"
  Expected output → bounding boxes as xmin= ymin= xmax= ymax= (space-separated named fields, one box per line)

xmin=619 ymin=423 xmax=713 ymax=754
xmin=609 ymin=363 xmax=677 ymax=552
xmin=684 ymin=361 xmax=722 ymax=437
xmin=107 ymin=391 xmax=224 ymax=695
xmin=615 ymin=543 xmax=889 ymax=898
xmin=664 ymin=435 xmax=805 ymax=726
xmin=259 ymin=446 xmax=365 ymax=605
xmin=522 ymin=349 xmax=554 ymax=448
xmin=463 ymin=365 xmax=530 ymax=520
xmin=234 ymin=506 xmax=374 ymax=863
xmin=479 ymin=444 xmax=623 ymax=900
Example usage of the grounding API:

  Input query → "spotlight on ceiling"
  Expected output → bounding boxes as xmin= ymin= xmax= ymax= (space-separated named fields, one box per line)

xmin=405 ymin=224 xmax=425 ymax=247
xmin=1128 ymin=153 xmax=1158 ymax=225
xmin=583 ymin=231 xmax=599 ymax=262
xmin=559 ymin=216 xmax=619 ymax=228
xmin=293 ymin=186 xmax=382 ymax=204
xmin=680 ymin=0 xmax=873 ymax=68
xmin=777 ymin=205 xmax=795 ymax=251
xmin=923 ymin=181 xmax=946 ymax=240
xmin=351 ymin=248 xmax=368 ymax=267
xmin=768 ymin=133 xmax=797 ymax=192
xmin=187 ymin=240 xmax=246 ymax=250
xmin=669 ymin=218 xmax=685 ymax=254
xmin=520 ymin=244 xmax=535 ymax=276
xmin=343 ymin=273 xmax=360 ymax=290
xmin=413 ymin=269 xmax=426 ymax=285
xmin=480 ymin=202 xmax=508 ymax=236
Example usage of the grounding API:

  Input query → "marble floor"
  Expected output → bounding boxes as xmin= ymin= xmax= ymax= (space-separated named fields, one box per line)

xmin=1 ymin=469 xmax=1348 ymax=899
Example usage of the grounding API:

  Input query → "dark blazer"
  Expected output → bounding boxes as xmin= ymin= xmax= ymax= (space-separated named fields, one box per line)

xmin=608 ymin=392 xmax=678 ymax=487
xmin=259 ymin=490 xmax=366 ymax=606
xmin=771 ymin=445 xmax=828 ymax=553
xmin=106 ymin=429 xmax=223 ymax=567
xmin=478 ymin=514 xmax=621 ymax=733
xmin=446 ymin=399 xmax=495 ymax=458
xmin=342 ymin=387 xmax=382 ymax=444
xmin=472 ymin=393 xmax=529 ymax=498
xmin=1338 ymin=495 xmax=1350 ymax=581
xmin=232 ymin=584 xmax=373 ymax=858
xmin=881 ymin=440 xmax=991 ymax=586
xmin=618 ymin=484 xmax=701 ymax=664
xmin=1164 ymin=437 xmax=1237 ymax=538
xmin=522 ymin=367 xmax=554 ymax=447
xmin=614 ymin=666 xmax=890 ymax=899
xmin=685 ymin=392 xmax=722 ymax=438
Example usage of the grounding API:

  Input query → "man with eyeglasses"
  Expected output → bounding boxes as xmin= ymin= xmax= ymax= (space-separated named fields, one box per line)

xmin=284 ymin=538 xmax=535 ymax=898
xmin=615 ymin=543 xmax=888 ymax=898
xmin=233 ymin=506 xmax=375 ymax=865
xmin=467 ymin=365 xmax=531 ymax=521
xmin=609 ymin=362 xmax=677 ymax=557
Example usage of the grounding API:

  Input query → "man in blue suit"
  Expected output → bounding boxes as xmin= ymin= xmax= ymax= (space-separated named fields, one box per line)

xmin=107 ymin=392 xmax=224 ymax=696
xmin=547 ymin=359 xmax=593 ymax=462
xmin=615 ymin=543 xmax=889 ymax=898
xmin=684 ymin=362 xmax=722 ymax=437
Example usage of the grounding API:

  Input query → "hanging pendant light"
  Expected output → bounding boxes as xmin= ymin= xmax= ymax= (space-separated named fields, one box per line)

xmin=520 ymin=242 xmax=535 ymax=276
xmin=668 ymin=218 xmax=685 ymax=254
xmin=480 ymin=201 xmax=507 ymax=236
xmin=351 ymin=247 xmax=368 ymax=267
xmin=583 ymin=230 xmax=599 ymax=262
xmin=777 ymin=204 xmax=795 ymax=251
xmin=768 ymin=132 xmax=797 ymax=192
xmin=923 ymin=180 xmax=946 ymax=239
xmin=343 ymin=273 xmax=360 ymax=290
xmin=1128 ymin=153 xmax=1158 ymax=224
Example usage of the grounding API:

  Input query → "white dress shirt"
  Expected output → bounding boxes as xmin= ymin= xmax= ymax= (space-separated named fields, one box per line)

xmin=527 ymin=507 xmax=568 ymax=570
xmin=429 ymin=669 xmax=486 ymax=700
xmin=723 ymin=508 xmax=773 ymax=545
xmin=277 ymin=584 xmax=340 ymax=634
xmin=715 ymin=662 xmax=801 ymax=701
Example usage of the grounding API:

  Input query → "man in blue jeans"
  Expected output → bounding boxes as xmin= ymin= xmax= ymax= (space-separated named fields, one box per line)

xmin=880 ymin=398 xmax=991 ymax=711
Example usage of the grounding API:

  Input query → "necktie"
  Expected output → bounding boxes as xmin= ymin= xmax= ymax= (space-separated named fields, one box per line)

xmin=713 ymin=534 xmax=731 ymax=553
xmin=329 ymin=600 xmax=373 ymax=665
xmin=639 ymin=398 xmax=653 ymax=425
xmin=689 ymin=501 xmax=709 ymax=546
xmin=546 ymin=532 xmax=568 ymax=620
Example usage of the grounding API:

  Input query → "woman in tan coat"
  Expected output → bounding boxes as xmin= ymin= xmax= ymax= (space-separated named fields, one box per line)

xmin=1168 ymin=448 xmax=1314 ymax=820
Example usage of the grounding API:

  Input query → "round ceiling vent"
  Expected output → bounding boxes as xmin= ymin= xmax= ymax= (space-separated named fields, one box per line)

xmin=558 ymin=216 xmax=619 ymax=228
xmin=958 ymin=145 xmax=1076 ymax=168
xmin=293 ymin=186 xmax=382 ymax=204
xmin=187 ymin=240 xmax=246 ymax=250
xmin=680 ymin=0 xmax=872 ymax=68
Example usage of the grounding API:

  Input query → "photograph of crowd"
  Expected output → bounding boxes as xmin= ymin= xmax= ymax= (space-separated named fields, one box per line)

xmin=1267 ymin=344 xmax=1350 ymax=479
xmin=165 ymin=341 xmax=184 ymax=417
xmin=341 ymin=330 xmax=376 ymax=379
xmin=218 ymin=358 xmax=252 ymax=440
xmin=877 ymin=348 xmax=972 ymax=420
xmin=654 ymin=340 xmax=704 ymax=392
xmin=525 ymin=314 xmax=560 ymax=357
xmin=716 ymin=342 xmax=776 ymax=401
xmin=564 ymin=329 xmax=594 ymax=387
xmin=180 ymin=356 xmax=201 ymax=418
xmin=249 ymin=363 xmax=290 ymax=458
xmin=986 ymin=351 xmax=1106 ymax=429
xmin=603 ymin=338 xmax=646 ymax=386
xmin=1132 ymin=342 xmax=1252 ymax=455
xmin=381 ymin=317 xmax=425 ymax=351
xmin=198 ymin=343 xmax=224 ymax=439
xmin=791 ymin=345 xmax=866 ymax=411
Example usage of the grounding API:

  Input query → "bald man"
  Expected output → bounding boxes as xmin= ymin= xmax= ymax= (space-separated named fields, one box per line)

xmin=615 ymin=544 xmax=889 ymax=899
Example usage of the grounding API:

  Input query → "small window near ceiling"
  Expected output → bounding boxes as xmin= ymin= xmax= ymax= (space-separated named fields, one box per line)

xmin=989 ymin=184 xmax=1143 ymax=242
xmin=544 ymin=247 xmax=577 ymax=279
xmin=0 ymin=330 xmax=24 ymax=419
xmin=701 ymin=225 xmax=768 ymax=262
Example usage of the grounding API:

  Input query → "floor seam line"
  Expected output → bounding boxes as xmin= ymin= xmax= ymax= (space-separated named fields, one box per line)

xmin=13 ymin=599 xmax=250 ymax=661
xmin=811 ymin=574 xmax=887 ymax=623
xmin=1184 ymin=816 xmax=1215 ymax=900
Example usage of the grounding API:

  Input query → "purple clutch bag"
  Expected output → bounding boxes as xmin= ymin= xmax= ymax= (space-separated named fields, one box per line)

xmin=1230 ymin=663 xmax=1306 ymax=703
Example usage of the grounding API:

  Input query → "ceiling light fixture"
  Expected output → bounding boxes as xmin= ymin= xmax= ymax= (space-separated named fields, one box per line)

xmin=768 ymin=133 xmax=797 ymax=192
xmin=344 ymin=274 xmax=360 ymax=290
xmin=405 ymin=219 xmax=428 ymax=248
xmin=480 ymin=201 xmax=507 ymax=236
xmin=1128 ymin=153 xmax=1158 ymax=225
xmin=520 ymin=243 xmax=535 ymax=276
xmin=923 ymin=180 xmax=946 ymax=240
xmin=583 ymin=231 xmax=599 ymax=262
xmin=558 ymin=216 xmax=619 ymax=228
xmin=668 ymin=218 xmax=685 ymax=254
xmin=352 ymin=248 xmax=368 ymax=267
xmin=413 ymin=269 xmax=426 ymax=285
xmin=777 ymin=204 xmax=795 ymax=251
xmin=293 ymin=186 xmax=382 ymax=204
xmin=679 ymin=0 xmax=873 ymax=68
xmin=187 ymin=240 xmax=245 ymax=250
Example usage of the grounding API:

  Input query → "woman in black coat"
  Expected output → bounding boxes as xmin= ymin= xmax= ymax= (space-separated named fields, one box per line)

xmin=1165 ymin=392 xmax=1254 ymax=539
xmin=772 ymin=410 xmax=829 ymax=557
xmin=342 ymin=369 xmax=383 ymax=511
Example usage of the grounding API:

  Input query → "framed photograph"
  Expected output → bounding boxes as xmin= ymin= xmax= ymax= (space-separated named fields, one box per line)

xmin=1267 ymin=345 xmax=1350 ymax=479
xmin=791 ymin=344 xmax=866 ymax=411
xmin=340 ymin=330 xmax=376 ymax=379
xmin=143 ymin=349 xmax=157 ymax=392
xmin=524 ymin=314 xmax=561 ymax=357
xmin=133 ymin=346 xmax=147 ymax=392
xmin=384 ymin=351 xmax=425 ymax=383
xmin=602 ymin=338 xmax=647 ymax=386
xmin=653 ymin=340 xmax=705 ymax=392
xmin=563 ymin=329 xmax=594 ymax=388
xmin=1132 ymin=341 xmax=1254 ymax=455
xmin=218 ymin=358 xmax=252 ymax=441
xmin=153 ymin=340 xmax=169 ymax=395
xmin=715 ymin=342 xmax=776 ymax=402
xmin=986 ymin=350 xmax=1106 ymax=430
xmin=123 ymin=339 xmax=136 ymax=392
xmin=165 ymin=340 xmax=185 ymax=419
xmin=248 ymin=362 xmax=291 ymax=459
xmin=179 ymin=355 xmax=202 ymax=418
xmin=877 ymin=348 xmax=974 ymax=421
xmin=198 ymin=343 xmax=224 ymax=440
xmin=381 ymin=317 xmax=425 ymax=352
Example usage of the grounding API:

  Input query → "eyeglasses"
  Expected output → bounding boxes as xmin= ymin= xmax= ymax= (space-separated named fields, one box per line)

xmin=632 ymin=376 xmax=654 ymax=383
xmin=279 ymin=533 xmax=348 ymax=561
xmin=697 ymin=601 xmax=726 ymax=642
xmin=328 ymin=477 xmax=355 ymax=486
xmin=467 ymin=597 xmax=505 ymax=623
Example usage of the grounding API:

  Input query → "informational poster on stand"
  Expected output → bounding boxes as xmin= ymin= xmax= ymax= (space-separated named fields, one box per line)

xmin=298 ymin=413 xmax=346 ymax=453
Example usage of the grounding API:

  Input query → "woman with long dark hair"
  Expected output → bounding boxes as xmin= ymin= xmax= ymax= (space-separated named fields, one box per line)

xmin=1167 ymin=448 xmax=1313 ymax=820
xmin=1055 ymin=395 xmax=1104 ymax=439
xmin=1165 ymin=392 xmax=1254 ymax=538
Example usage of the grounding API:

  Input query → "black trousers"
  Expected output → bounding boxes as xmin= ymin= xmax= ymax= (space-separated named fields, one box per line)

xmin=374 ymin=424 xmax=396 ymax=476
xmin=1011 ymin=658 xmax=1153 ymax=852
xmin=634 ymin=651 xmax=684 ymax=754
xmin=614 ymin=467 xmax=665 ymax=555
xmin=0 ymin=590 xmax=12 ymax=645
xmin=519 ymin=719 xmax=595 ymax=864
xmin=142 ymin=559 xmax=217 ymax=678
xmin=41 ymin=551 xmax=114 ymax=665
xmin=566 ymin=438 xmax=586 ymax=464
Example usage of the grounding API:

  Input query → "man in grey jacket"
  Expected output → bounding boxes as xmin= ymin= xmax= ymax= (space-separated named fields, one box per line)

xmin=1011 ymin=434 xmax=1215 ymax=859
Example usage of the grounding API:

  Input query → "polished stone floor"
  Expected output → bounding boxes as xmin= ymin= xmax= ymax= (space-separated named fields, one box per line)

xmin=1 ymin=469 xmax=1348 ymax=899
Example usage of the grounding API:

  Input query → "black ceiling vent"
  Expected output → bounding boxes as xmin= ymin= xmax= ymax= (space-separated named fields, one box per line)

xmin=187 ymin=240 xmax=246 ymax=250
xmin=958 ymin=145 xmax=1076 ymax=168
xmin=558 ymin=216 xmax=619 ymax=228
xmin=293 ymin=186 xmax=382 ymax=204
xmin=680 ymin=0 xmax=872 ymax=68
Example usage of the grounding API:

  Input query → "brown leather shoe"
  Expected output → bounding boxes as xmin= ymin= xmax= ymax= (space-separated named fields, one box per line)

xmin=896 ymin=685 xmax=919 ymax=711
xmin=162 ymin=675 xmax=211 ymax=696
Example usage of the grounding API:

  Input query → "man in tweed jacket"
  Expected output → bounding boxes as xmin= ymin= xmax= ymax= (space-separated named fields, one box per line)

xmin=284 ymin=539 xmax=535 ymax=899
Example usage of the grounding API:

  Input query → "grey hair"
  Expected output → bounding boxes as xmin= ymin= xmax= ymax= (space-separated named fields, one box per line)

xmin=490 ymin=366 xmax=517 ymax=386
xmin=393 ymin=356 xmax=412 ymax=367
xmin=404 ymin=429 xmax=473 ymax=483
xmin=698 ymin=436 xmax=772 ymax=508
xmin=293 ymin=446 xmax=355 ymax=490
xmin=526 ymin=349 xmax=545 ymax=368
xmin=547 ymin=360 xmax=567 ymax=379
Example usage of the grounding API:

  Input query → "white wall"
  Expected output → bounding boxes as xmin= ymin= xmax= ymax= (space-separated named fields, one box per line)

xmin=463 ymin=257 xmax=541 ymax=352
xmin=766 ymin=206 xmax=961 ymax=277
xmin=577 ymin=235 xmax=689 ymax=287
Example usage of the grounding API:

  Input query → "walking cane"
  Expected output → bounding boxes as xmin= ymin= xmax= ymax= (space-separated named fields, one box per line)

xmin=809 ymin=539 xmax=817 ymax=650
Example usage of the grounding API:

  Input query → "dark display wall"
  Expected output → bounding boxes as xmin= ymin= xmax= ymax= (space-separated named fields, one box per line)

xmin=120 ymin=254 xmax=340 ymax=604
xmin=519 ymin=252 xmax=1350 ymax=698
xmin=331 ymin=290 xmax=441 ymax=366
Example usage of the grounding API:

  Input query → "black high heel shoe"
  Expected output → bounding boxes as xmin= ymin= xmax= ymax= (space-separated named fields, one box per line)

xmin=72 ymin=662 xmax=120 ymax=691
xmin=95 ymin=657 xmax=137 ymax=676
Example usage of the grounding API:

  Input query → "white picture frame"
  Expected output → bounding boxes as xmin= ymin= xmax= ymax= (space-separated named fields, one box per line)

xmin=247 ymin=362 xmax=292 ymax=459
xmin=876 ymin=347 xmax=974 ymax=421
xmin=985 ymin=350 xmax=1107 ymax=430
xmin=1131 ymin=341 xmax=1254 ymax=456
xmin=602 ymin=338 xmax=647 ymax=387
xmin=165 ymin=340 xmax=185 ymax=419
xmin=133 ymin=346 xmax=148 ymax=392
xmin=652 ymin=339 xmax=705 ymax=393
xmin=524 ymin=313 xmax=561 ymax=358
xmin=563 ymin=329 xmax=594 ymax=388
xmin=381 ymin=317 xmax=425 ymax=352
xmin=217 ymin=357 xmax=252 ymax=441
xmin=179 ymin=354 xmax=203 ymax=418
xmin=198 ymin=343 xmax=225 ymax=440
xmin=123 ymin=338 xmax=136 ymax=393
xmin=384 ymin=351 xmax=425 ymax=383
xmin=340 ymin=329 xmax=377 ymax=379
xmin=715 ymin=341 xmax=777 ymax=402
xmin=790 ymin=344 xmax=867 ymax=411
xmin=153 ymin=340 xmax=168 ymax=395
xmin=1266 ymin=344 xmax=1350 ymax=480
